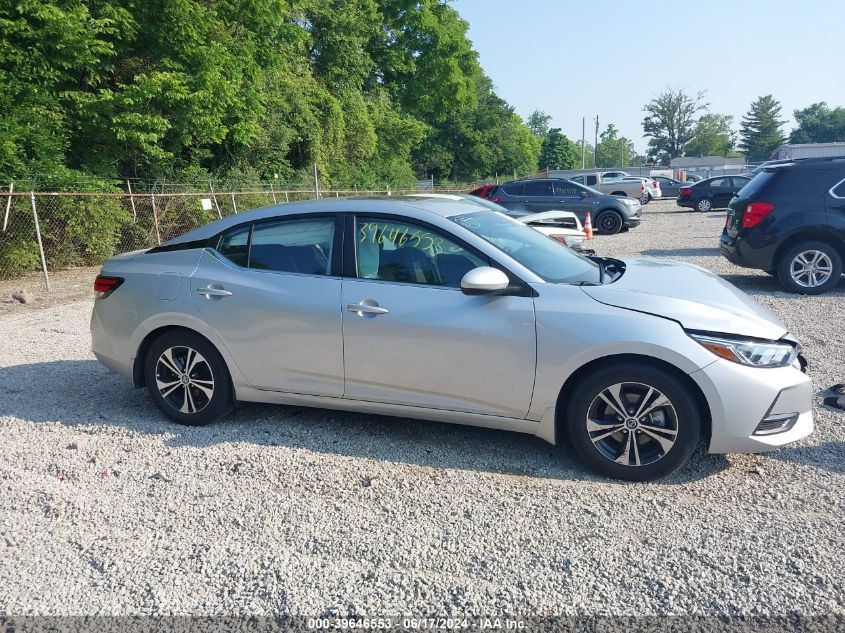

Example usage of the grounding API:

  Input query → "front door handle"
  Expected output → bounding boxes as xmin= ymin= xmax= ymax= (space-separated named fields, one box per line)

xmin=196 ymin=286 xmax=233 ymax=298
xmin=347 ymin=301 xmax=389 ymax=316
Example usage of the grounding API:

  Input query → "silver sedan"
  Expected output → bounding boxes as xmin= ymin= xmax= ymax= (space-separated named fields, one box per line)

xmin=91 ymin=197 xmax=813 ymax=480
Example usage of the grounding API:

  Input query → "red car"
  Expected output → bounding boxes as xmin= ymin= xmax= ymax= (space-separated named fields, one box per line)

xmin=468 ymin=184 xmax=495 ymax=199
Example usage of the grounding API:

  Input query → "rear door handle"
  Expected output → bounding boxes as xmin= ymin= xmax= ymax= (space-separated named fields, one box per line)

xmin=347 ymin=302 xmax=389 ymax=316
xmin=196 ymin=286 xmax=233 ymax=298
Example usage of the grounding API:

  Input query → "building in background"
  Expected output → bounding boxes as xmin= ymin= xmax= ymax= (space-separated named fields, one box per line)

xmin=769 ymin=142 xmax=845 ymax=160
xmin=669 ymin=156 xmax=747 ymax=180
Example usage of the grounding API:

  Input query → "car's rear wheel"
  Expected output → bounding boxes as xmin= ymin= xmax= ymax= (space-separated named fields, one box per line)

xmin=144 ymin=330 xmax=234 ymax=426
xmin=777 ymin=241 xmax=842 ymax=295
xmin=695 ymin=198 xmax=712 ymax=212
xmin=564 ymin=363 xmax=700 ymax=481
xmin=640 ymin=192 xmax=650 ymax=205
xmin=595 ymin=210 xmax=624 ymax=235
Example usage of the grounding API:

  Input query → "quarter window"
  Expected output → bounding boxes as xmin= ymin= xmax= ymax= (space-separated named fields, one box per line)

xmin=249 ymin=218 xmax=334 ymax=275
xmin=217 ymin=226 xmax=250 ymax=267
xmin=355 ymin=217 xmax=486 ymax=288
xmin=832 ymin=179 xmax=845 ymax=198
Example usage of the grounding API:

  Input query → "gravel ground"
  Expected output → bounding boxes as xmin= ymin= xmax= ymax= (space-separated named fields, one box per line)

xmin=1 ymin=199 xmax=844 ymax=619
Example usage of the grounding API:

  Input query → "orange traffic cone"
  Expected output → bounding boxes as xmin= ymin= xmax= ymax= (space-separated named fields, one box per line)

xmin=584 ymin=211 xmax=594 ymax=239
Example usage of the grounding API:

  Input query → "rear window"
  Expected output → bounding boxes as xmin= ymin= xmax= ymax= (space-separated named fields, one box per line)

xmin=736 ymin=171 xmax=776 ymax=199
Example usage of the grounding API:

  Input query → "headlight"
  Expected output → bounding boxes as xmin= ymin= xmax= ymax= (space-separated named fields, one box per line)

xmin=563 ymin=235 xmax=585 ymax=247
xmin=689 ymin=333 xmax=797 ymax=368
xmin=621 ymin=198 xmax=639 ymax=206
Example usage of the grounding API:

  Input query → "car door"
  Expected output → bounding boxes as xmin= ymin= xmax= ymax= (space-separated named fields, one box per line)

xmin=552 ymin=180 xmax=592 ymax=223
xmin=341 ymin=214 xmax=537 ymax=419
xmin=190 ymin=215 xmax=345 ymax=396
xmin=522 ymin=180 xmax=557 ymax=213
xmin=706 ymin=178 xmax=732 ymax=208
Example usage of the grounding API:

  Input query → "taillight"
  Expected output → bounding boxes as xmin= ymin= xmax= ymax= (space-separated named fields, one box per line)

xmin=94 ymin=275 xmax=123 ymax=298
xmin=641 ymin=183 xmax=645 ymax=191
xmin=742 ymin=202 xmax=775 ymax=228
xmin=679 ymin=187 xmax=692 ymax=196
xmin=652 ymin=180 xmax=657 ymax=188
xmin=490 ymin=196 xmax=503 ymax=203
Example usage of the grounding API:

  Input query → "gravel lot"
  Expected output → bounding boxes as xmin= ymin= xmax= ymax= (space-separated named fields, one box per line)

xmin=1 ymin=199 xmax=844 ymax=619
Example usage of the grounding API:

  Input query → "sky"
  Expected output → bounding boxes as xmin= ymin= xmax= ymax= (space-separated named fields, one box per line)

xmin=452 ymin=0 xmax=845 ymax=153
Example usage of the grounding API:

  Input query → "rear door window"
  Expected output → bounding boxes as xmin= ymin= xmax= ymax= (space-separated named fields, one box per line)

xmin=709 ymin=178 xmax=728 ymax=188
xmin=523 ymin=181 xmax=554 ymax=197
xmin=501 ymin=182 xmax=524 ymax=196
xmin=249 ymin=218 xmax=335 ymax=275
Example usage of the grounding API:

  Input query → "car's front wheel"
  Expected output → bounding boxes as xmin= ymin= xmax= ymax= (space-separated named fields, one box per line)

xmin=564 ymin=363 xmax=700 ymax=481
xmin=777 ymin=241 xmax=843 ymax=294
xmin=595 ymin=210 xmax=624 ymax=235
xmin=695 ymin=198 xmax=713 ymax=212
xmin=144 ymin=330 xmax=234 ymax=426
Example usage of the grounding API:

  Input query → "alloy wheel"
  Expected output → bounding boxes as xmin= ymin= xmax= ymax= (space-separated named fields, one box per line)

xmin=598 ymin=212 xmax=622 ymax=234
xmin=155 ymin=346 xmax=215 ymax=414
xmin=697 ymin=199 xmax=712 ymax=212
xmin=585 ymin=382 xmax=679 ymax=467
xmin=790 ymin=250 xmax=833 ymax=288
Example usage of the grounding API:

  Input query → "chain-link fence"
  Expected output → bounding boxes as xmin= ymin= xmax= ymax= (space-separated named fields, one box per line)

xmin=0 ymin=184 xmax=476 ymax=288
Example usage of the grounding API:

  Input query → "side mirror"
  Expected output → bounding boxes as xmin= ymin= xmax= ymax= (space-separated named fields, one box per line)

xmin=460 ymin=266 xmax=510 ymax=295
xmin=579 ymin=190 xmax=589 ymax=198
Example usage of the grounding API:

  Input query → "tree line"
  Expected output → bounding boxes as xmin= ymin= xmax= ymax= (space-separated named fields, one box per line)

xmin=0 ymin=0 xmax=542 ymax=189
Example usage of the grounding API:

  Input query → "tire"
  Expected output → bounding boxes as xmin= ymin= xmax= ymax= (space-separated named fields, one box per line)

xmin=595 ymin=210 xmax=624 ymax=235
xmin=610 ymin=191 xmax=627 ymax=197
xmin=564 ymin=363 xmax=700 ymax=481
xmin=776 ymin=240 xmax=843 ymax=295
xmin=695 ymin=198 xmax=712 ymax=213
xmin=144 ymin=330 xmax=234 ymax=426
xmin=640 ymin=192 xmax=650 ymax=205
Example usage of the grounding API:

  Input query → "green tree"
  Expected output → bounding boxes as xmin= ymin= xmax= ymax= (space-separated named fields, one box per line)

xmin=595 ymin=124 xmax=639 ymax=167
xmin=526 ymin=110 xmax=552 ymax=137
xmin=685 ymin=114 xmax=736 ymax=157
xmin=739 ymin=95 xmax=786 ymax=162
xmin=642 ymin=88 xmax=708 ymax=163
xmin=790 ymin=102 xmax=845 ymax=144
xmin=538 ymin=129 xmax=578 ymax=170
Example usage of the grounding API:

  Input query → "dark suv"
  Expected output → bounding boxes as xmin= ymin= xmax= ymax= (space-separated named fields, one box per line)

xmin=720 ymin=157 xmax=845 ymax=294
xmin=487 ymin=178 xmax=642 ymax=234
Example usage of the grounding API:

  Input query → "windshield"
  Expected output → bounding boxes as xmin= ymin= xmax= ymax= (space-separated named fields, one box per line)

xmin=451 ymin=210 xmax=600 ymax=284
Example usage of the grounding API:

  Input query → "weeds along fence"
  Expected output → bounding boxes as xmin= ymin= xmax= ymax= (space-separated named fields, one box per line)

xmin=0 ymin=185 xmax=467 ymax=289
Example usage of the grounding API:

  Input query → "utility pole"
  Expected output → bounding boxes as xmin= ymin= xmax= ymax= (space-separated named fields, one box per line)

xmin=593 ymin=116 xmax=599 ymax=168
xmin=581 ymin=117 xmax=586 ymax=169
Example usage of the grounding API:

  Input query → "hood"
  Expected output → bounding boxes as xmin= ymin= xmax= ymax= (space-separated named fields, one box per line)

xmin=580 ymin=258 xmax=787 ymax=340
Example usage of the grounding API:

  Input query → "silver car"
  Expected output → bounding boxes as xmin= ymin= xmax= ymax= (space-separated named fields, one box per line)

xmin=91 ymin=197 xmax=813 ymax=481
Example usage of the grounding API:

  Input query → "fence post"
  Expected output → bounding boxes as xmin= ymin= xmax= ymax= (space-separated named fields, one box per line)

xmin=29 ymin=192 xmax=50 ymax=291
xmin=270 ymin=184 xmax=277 ymax=204
xmin=231 ymin=191 xmax=238 ymax=214
xmin=126 ymin=180 xmax=137 ymax=222
xmin=209 ymin=184 xmax=223 ymax=219
xmin=313 ymin=162 xmax=320 ymax=199
xmin=151 ymin=190 xmax=162 ymax=245
xmin=2 ymin=181 xmax=12 ymax=232
xmin=284 ymin=190 xmax=289 ymax=203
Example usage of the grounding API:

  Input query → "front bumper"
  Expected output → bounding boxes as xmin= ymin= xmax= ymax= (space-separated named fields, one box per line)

xmin=691 ymin=357 xmax=813 ymax=454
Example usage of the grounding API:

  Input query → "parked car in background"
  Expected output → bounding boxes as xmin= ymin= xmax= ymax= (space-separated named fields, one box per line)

xmin=745 ymin=159 xmax=793 ymax=177
xmin=468 ymin=184 xmax=495 ymax=199
xmin=92 ymin=196 xmax=813 ymax=481
xmin=622 ymin=176 xmax=662 ymax=202
xmin=487 ymin=178 xmax=642 ymax=234
xmin=686 ymin=174 xmax=703 ymax=182
xmin=411 ymin=193 xmax=588 ymax=251
xmin=569 ymin=173 xmax=649 ymax=204
xmin=677 ymin=175 xmax=752 ymax=212
xmin=598 ymin=171 xmax=630 ymax=181
xmin=721 ymin=157 xmax=845 ymax=294
xmin=651 ymin=176 xmax=690 ymax=198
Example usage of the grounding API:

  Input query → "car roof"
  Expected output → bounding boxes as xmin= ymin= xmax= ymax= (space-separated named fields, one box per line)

xmin=160 ymin=196 xmax=484 ymax=246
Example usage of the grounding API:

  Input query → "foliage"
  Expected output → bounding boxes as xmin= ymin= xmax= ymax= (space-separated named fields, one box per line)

xmin=739 ymin=95 xmax=786 ymax=162
xmin=642 ymin=88 xmax=708 ymax=163
xmin=0 ymin=0 xmax=538 ymax=189
xmin=538 ymin=129 xmax=579 ymax=170
xmin=790 ymin=102 xmax=845 ymax=144
xmin=595 ymin=124 xmax=642 ymax=168
xmin=527 ymin=110 xmax=552 ymax=137
xmin=685 ymin=114 xmax=736 ymax=157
